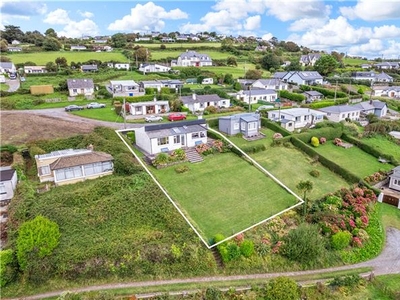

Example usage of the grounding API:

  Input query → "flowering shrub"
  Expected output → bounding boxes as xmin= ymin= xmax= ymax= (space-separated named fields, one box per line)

xmin=364 ymin=171 xmax=387 ymax=184
xmin=273 ymin=133 xmax=283 ymax=139
xmin=319 ymin=137 xmax=327 ymax=144
xmin=334 ymin=138 xmax=343 ymax=146
xmin=311 ymin=136 xmax=320 ymax=147
xmin=195 ymin=143 xmax=210 ymax=154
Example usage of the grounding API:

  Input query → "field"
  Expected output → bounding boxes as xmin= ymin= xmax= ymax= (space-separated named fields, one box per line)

xmin=135 ymin=42 xmax=222 ymax=49
xmin=342 ymin=57 xmax=368 ymax=66
xmin=152 ymin=152 xmax=299 ymax=243
xmin=228 ymin=128 xmax=351 ymax=200
xmin=313 ymin=142 xmax=394 ymax=178
xmin=360 ymin=135 xmax=400 ymax=161
xmin=5 ymin=51 xmax=127 ymax=65
xmin=151 ymin=50 xmax=233 ymax=60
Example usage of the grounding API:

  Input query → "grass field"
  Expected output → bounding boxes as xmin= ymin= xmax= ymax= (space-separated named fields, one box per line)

xmin=228 ymin=128 xmax=351 ymax=200
xmin=313 ymin=142 xmax=394 ymax=178
xmin=0 ymin=83 xmax=9 ymax=91
xmin=379 ymin=202 xmax=400 ymax=230
xmin=152 ymin=152 xmax=299 ymax=243
xmin=343 ymin=57 xmax=368 ymax=66
xmin=150 ymin=49 xmax=232 ymax=60
xmin=360 ymin=135 xmax=400 ymax=161
xmin=6 ymin=51 xmax=128 ymax=65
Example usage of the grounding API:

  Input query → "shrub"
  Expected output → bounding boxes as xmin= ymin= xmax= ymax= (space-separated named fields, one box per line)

xmin=0 ymin=249 xmax=16 ymax=287
xmin=311 ymin=136 xmax=320 ymax=147
xmin=227 ymin=243 xmax=241 ymax=261
xmin=113 ymin=153 xmax=141 ymax=175
xmin=126 ymin=131 xmax=135 ymax=142
xmin=175 ymin=165 xmax=189 ymax=173
xmin=319 ymin=137 xmax=326 ymax=144
xmin=153 ymin=153 xmax=169 ymax=166
xmin=265 ymin=277 xmax=300 ymax=300
xmin=273 ymin=133 xmax=283 ymax=139
xmin=309 ymin=170 xmax=320 ymax=177
xmin=240 ymin=240 xmax=255 ymax=258
xmin=331 ymin=231 xmax=352 ymax=250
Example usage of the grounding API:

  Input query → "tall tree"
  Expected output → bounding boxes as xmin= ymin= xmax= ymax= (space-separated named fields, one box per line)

xmin=1 ymin=25 xmax=24 ymax=43
xmin=313 ymin=54 xmax=339 ymax=76
xmin=261 ymin=53 xmax=281 ymax=71
xmin=134 ymin=47 xmax=151 ymax=63
xmin=285 ymin=58 xmax=302 ymax=71
xmin=43 ymin=37 xmax=61 ymax=51
xmin=111 ymin=33 xmax=127 ymax=48
xmin=0 ymin=39 xmax=8 ymax=52
xmin=55 ymin=57 xmax=68 ymax=68
xmin=227 ymin=56 xmax=237 ymax=66
xmin=296 ymin=180 xmax=313 ymax=216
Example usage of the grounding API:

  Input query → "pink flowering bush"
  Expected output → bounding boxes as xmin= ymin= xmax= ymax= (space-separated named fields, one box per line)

xmin=273 ymin=133 xmax=283 ymax=139
xmin=319 ymin=137 xmax=327 ymax=144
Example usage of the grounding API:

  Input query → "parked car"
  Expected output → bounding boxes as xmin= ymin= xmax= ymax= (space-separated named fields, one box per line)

xmin=168 ymin=113 xmax=187 ymax=121
xmin=9 ymin=73 xmax=17 ymax=80
xmin=145 ymin=115 xmax=163 ymax=122
xmin=65 ymin=105 xmax=84 ymax=112
xmin=86 ymin=102 xmax=106 ymax=109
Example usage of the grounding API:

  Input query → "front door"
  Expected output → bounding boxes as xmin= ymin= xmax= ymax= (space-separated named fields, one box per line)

xmin=181 ymin=135 xmax=185 ymax=146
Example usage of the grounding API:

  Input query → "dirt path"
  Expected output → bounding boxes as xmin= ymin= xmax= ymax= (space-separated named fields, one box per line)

xmin=5 ymin=227 xmax=400 ymax=300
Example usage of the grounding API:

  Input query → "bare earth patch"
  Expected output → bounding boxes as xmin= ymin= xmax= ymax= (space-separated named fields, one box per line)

xmin=1 ymin=112 xmax=96 ymax=145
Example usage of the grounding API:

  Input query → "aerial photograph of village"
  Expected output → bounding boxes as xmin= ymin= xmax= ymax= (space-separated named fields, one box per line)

xmin=0 ymin=0 xmax=400 ymax=299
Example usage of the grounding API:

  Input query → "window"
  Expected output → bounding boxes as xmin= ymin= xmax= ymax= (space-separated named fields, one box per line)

xmin=234 ymin=123 xmax=239 ymax=130
xmin=40 ymin=165 xmax=51 ymax=175
xmin=200 ymin=132 xmax=205 ymax=138
xmin=173 ymin=135 xmax=180 ymax=144
xmin=0 ymin=183 xmax=6 ymax=195
xmin=192 ymin=132 xmax=200 ymax=138
xmin=73 ymin=89 xmax=77 ymax=93
xmin=304 ymin=115 xmax=309 ymax=121
xmin=157 ymin=137 xmax=168 ymax=145
xmin=55 ymin=166 xmax=83 ymax=181
xmin=342 ymin=114 xmax=345 ymax=118
xmin=395 ymin=179 xmax=399 ymax=185
xmin=221 ymin=101 xmax=226 ymax=105
xmin=295 ymin=116 xmax=300 ymax=121
xmin=241 ymin=122 xmax=245 ymax=130
xmin=136 ymin=106 xmax=141 ymax=112
xmin=84 ymin=161 xmax=113 ymax=175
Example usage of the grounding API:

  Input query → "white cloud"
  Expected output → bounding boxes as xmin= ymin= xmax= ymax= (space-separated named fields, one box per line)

xmin=373 ymin=25 xmax=400 ymax=39
xmin=289 ymin=18 xmax=327 ymax=32
xmin=43 ymin=9 xmax=70 ymax=25
xmin=108 ymin=2 xmax=188 ymax=32
xmin=58 ymin=19 xmax=99 ymax=38
xmin=265 ymin=0 xmax=331 ymax=22
xmin=348 ymin=39 xmax=383 ymax=56
xmin=0 ymin=0 xmax=47 ymax=29
xmin=262 ymin=33 xmax=274 ymax=41
xmin=78 ymin=10 xmax=94 ymax=19
xmin=340 ymin=0 xmax=400 ymax=21
xmin=244 ymin=15 xmax=261 ymax=31
xmin=382 ymin=40 xmax=400 ymax=59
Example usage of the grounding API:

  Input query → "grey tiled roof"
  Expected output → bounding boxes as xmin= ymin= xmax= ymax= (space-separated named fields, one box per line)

xmin=146 ymin=124 xmax=206 ymax=139
xmin=181 ymin=94 xmax=224 ymax=104
xmin=67 ymin=78 xmax=94 ymax=89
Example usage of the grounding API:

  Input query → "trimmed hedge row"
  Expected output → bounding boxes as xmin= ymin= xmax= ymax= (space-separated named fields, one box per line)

xmin=300 ymin=85 xmax=348 ymax=99
xmin=291 ymin=137 xmax=361 ymax=184
xmin=295 ymin=127 xmax=343 ymax=143
xmin=261 ymin=118 xmax=292 ymax=137
xmin=241 ymin=144 xmax=266 ymax=154
xmin=341 ymin=133 xmax=399 ymax=165
xmin=279 ymin=90 xmax=305 ymax=102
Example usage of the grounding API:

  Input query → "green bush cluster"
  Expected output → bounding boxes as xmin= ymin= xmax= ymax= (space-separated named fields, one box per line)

xmin=300 ymin=85 xmax=347 ymax=98
xmin=279 ymin=90 xmax=306 ymax=102
xmin=0 ymin=250 xmax=16 ymax=287
xmin=241 ymin=143 xmax=266 ymax=154
xmin=311 ymin=136 xmax=320 ymax=147
xmin=296 ymin=127 xmax=342 ymax=144
xmin=0 ymin=144 xmax=18 ymax=153
xmin=309 ymin=170 xmax=320 ymax=177
xmin=331 ymin=231 xmax=352 ymax=250
xmin=213 ymin=234 xmax=254 ymax=263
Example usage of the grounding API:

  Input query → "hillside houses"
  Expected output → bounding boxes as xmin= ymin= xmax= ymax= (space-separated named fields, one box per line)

xmin=171 ymin=50 xmax=212 ymax=67
xmin=351 ymin=71 xmax=393 ymax=82
xmin=299 ymin=53 xmax=321 ymax=66
xmin=251 ymin=78 xmax=288 ymax=91
xmin=274 ymin=71 xmax=323 ymax=86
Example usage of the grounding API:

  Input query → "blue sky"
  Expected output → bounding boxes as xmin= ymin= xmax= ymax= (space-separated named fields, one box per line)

xmin=1 ymin=0 xmax=400 ymax=59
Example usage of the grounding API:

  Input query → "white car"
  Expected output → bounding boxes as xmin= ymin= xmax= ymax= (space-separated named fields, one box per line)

xmin=145 ymin=115 xmax=163 ymax=122
xmin=86 ymin=102 xmax=106 ymax=109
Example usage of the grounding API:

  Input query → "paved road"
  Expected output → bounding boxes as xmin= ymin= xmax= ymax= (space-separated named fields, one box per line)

xmin=5 ymin=227 xmax=400 ymax=300
xmin=5 ymin=78 xmax=20 ymax=92
xmin=0 ymin=108 xmax=141 ymax=130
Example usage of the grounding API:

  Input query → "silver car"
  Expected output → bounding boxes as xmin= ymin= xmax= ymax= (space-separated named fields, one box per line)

xmin=145 ymin=115 xmax=163 ymax=122
xmin=86 ymin=102 xmax=106 ymax=109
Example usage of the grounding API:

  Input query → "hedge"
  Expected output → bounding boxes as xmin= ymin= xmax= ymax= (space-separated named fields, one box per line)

xmin=295 ymin=127 xmax=343 ymax=143
xmin=206 ymin=118 xmax=219 ymax=128
xmin=300 ymin=85 xmax=347 ymax=98
xmin=261 ymin=118 xmax=292 ymax=137
xmin=290 ymin=137 xmax=361 ymax=184
xmin=279 ymin=90 xmax=305 ymax=102
xmin=341 ymin=133 xmax=399 ymax=165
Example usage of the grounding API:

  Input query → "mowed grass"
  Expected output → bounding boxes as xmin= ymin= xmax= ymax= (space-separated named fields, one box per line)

xmin=379 ymin=202 xmax=400 ymax=230
xmin=228 ymin=129 xmax=351 ymax=200
xmin=360 ymin=135 xmax=400 ymax=161
xmin=313 ymin=142 xmax=394 ymax=178
xmin=152 ymin=152 xmax=299 ymax=242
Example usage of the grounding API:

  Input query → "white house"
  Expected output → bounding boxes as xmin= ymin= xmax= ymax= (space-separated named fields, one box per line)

xmin=11 ymin=40 xmax=20 ymax=45
xmin=274 ymin=71 xmax=323 ymax=86
xmin=267 ymin=108 xmax=326 ymax=132
xmin=134 ymin=119 xmax=208 ymax=155
xmin=251 ymin=78 xmax=288 ymax=91
xmin=201 ymin=78 xmax=213 ymax=84
xmin=389 ymin=166 xmax=400 ymax=192
xmin=24 ymin=66 xmax=47 ymax=74
xmin=0 ymin=62 xmax=16 ymax=74
xmin=66 ymin=78 xmax=94 ymax=97
xmin=299 ymin=53 xmax=321 ymax=66
xmin=375 ymin=72 xmax=393 ymax=83
xmin=35 ymin=149 xmax=113 ymax=186
xmin=139 ymin=80 xmax=183 ymax=91
xmin=70 ymin=45 xmax=87 ymax=51
xmin=219 ymin=113 xmax=261 ymax=138
xmin=8 ymin=47 xmax=22 ymax=52
xmin=319 ymin=105 xmax=362 ymax=122
xmin=113 ymin=63 xmax=130 ymax=70
xmin=354 ymin=100 xmax=388 ymax=118
xmin=0 ymin=166 xmax=17 ymax=203
xmin=237 ymin=89 xmax=277 ymax=104
xmin=375 ymin=62 xmax=400 ymax=70
xmin=129 ymin=99 xmax=170 ymax=116
xmin=180 ymin=94 xmax=230 ymax=112
xmin=351 ymin=71 xmax=376 ymax=82
xmin=109 ymin=80 xmax=143 ymax=97
xmin=171 ymin=50 xmax=212 ymax=67
xmin=303 ymin=90 xmax=324 ymax=102
xmin=139 ymin=63 xmax=171 ymax=74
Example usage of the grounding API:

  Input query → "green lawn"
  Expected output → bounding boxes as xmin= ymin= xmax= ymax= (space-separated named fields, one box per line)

xmin=343 ymin=57 xmax=368 ymax=66
xmin=360 ymin=135 xmax=400 ymax=161
xmin=0 ymin=83 xmax=9 ymax=91
xmin=228 ymin=129 xmax=351 ymax=200
xmin=379 ymin=202 xmax=400 ymax=230
xmin=6 ymin=51 xmax=127 ymax=65
xmin=152 ymin=152 xmax=299 ymax=243
xmin=313 ymin=142 xmax=394 ymax=178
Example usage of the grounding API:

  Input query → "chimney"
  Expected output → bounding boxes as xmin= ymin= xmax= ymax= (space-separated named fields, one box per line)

xmin=192 ymin=93 xmax=196 ymax=100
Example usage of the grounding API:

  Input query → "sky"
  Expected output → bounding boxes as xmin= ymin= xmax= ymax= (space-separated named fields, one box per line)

xmin=1 ymin=0 xmax=400 ymax=59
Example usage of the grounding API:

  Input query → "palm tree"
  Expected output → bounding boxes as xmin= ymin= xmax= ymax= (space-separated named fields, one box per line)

xmin=296 ymin=180 xmax=313 ymax=217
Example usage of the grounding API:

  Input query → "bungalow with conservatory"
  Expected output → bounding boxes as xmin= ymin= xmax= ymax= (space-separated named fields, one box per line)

xmin=67 ymin=78 xmax=94 ymax=97
xmin=373 ymin=86 xmax=400 ymax=98
xmin=351 ymin=71 xmax=376 ymax=82
xmin=354 ymin=100 xmax=388 ymax=118
xmin=375 ymin=62 xmax=400 ymax=70
xmin=171 ymin=50 xmax=213 ymax=67
xmin=251 ymin=78 xmax=288 ymax=91
xmin=219 ymin=113 xmax=261 ymax=138
xmin=107 ymin=63 xmax=130 ymax=70
xmin=318 ymin=105 xmax=361 ymax=122
xmin=274 ymin=71 xmax=323 ymax=86
xmin=237 ymin=89 xmax=277 ymax=104
xmin=129 ymin=98 xmax=170 ymax=116
xmin=109 ymin=80 xmax=143 ymax=97
xmin=180 ymin=94 xmax=230 ymax=112
xmin=35 ymin=148 xmax=114 ymax=186
xmin=267 ymin=108 xmax=326 ymax=132
xmin=24 ymin=66 xmax=47 ymax=74
xmin=134 ymin=119 xmax=207 ymax=155
xmin=139 ymin=63 xmax=171 ymax=74
xmin=0 ymin=62 xmax=16 ymax=74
